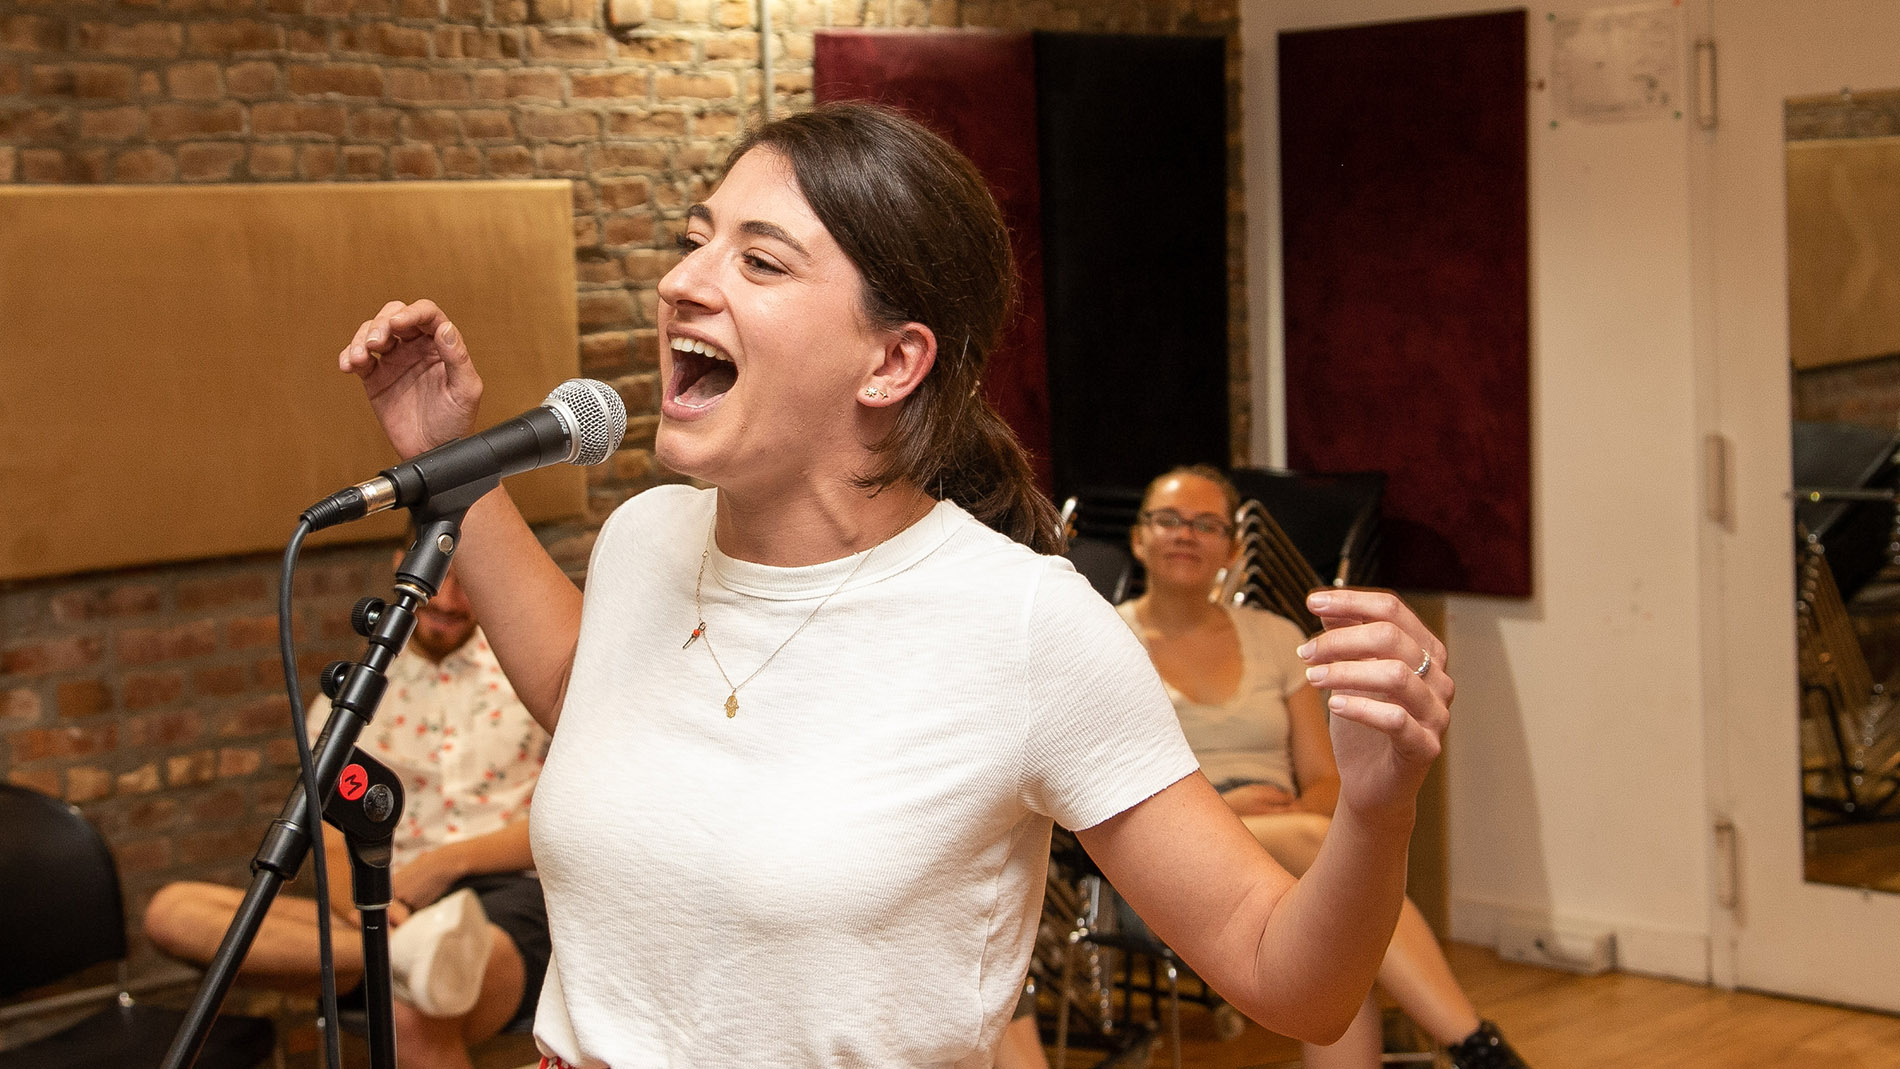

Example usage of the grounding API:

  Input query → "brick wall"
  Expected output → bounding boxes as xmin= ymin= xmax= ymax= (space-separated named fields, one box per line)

xmin=0 ymin=0 xmax=1244 ymax=1042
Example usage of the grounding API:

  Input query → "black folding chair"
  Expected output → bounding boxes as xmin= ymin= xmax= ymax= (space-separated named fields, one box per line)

xmin=0 ymin=784 xmax=276 ymax=1069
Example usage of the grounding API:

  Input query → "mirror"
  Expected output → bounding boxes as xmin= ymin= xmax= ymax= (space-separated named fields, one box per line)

xmin=1788 ymin=89 xmax=1900 ymax=892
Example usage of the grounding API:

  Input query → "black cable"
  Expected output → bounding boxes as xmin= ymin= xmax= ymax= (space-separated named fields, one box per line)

xmin=279 ymin=519 xmax=341 ymax=1069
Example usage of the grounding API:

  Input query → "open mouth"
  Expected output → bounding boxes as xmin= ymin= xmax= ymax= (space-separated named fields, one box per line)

xmin=668 ymin=335 xmax=737 ymax=409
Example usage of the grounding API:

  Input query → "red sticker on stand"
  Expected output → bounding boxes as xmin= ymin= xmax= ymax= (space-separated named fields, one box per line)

xmin=337 ymin=763 xmax=368 ymax=801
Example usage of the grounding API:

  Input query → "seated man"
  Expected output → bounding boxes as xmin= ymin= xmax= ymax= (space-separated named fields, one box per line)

xmin=144 ymin=553 xmax=551 ymax=1069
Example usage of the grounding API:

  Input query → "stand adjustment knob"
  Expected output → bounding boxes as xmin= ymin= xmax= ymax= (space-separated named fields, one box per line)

xmin=351 ymin=597 xmax=387 ymax=637
xmin=319 ymin=660 xmax=355 ymax=700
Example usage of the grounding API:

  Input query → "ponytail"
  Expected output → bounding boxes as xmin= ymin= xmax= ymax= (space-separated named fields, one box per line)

xmin=728 ymin=103 xmax=1063 ymax=556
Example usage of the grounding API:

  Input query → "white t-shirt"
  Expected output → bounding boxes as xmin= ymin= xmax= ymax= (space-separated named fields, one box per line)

xmin=529 ymin=486 xmax=1198 ymax=1068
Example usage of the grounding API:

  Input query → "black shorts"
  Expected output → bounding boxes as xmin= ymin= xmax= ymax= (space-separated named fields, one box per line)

xmin=339 ymin=871 xmax=550 ymax=1029
xmin=453 ymin=871 xmax=550 ymax=1028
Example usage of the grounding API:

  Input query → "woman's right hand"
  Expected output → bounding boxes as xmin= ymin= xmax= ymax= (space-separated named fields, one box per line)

xmin=339 ymin=299 xmax=484 ymax=460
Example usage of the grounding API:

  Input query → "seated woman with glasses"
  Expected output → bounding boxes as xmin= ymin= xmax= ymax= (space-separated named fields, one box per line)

xmin=1105 ymin=464 xmax=1529 ymax=1068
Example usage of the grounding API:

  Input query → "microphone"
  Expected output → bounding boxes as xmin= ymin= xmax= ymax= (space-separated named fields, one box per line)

xmin=302 ymin=378 xmax=627 ymax=531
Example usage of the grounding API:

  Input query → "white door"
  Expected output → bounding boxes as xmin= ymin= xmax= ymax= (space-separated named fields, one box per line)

xmin=1708 ymin=0 xmax=1900 ymax=1011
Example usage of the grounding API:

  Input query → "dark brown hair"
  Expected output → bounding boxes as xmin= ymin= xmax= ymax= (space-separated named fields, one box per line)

xmin=1138 ymin=464 xmax=1242 ymax=534
xmin=725 ymin=103 xmax=1062 ymax=554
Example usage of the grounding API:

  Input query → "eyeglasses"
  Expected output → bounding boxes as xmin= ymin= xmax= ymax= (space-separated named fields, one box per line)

xmin=1139 ymin=509 xmax=1234 ymax=538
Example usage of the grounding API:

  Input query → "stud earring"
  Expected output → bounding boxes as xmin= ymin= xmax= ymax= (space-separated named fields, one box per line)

xmin=863 ymin=386 xmax=888 ymax=400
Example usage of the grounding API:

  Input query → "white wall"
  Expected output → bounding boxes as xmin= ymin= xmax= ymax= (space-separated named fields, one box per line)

xmin=1242 ymin=0 xmax=1716 ymax=980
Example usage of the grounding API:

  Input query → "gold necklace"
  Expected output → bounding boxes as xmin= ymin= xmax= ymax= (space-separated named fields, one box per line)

xmin=684 ymin=502 xmax=926 ymax=718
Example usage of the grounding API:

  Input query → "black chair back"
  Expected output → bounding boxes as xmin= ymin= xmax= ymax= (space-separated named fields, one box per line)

xmin=0 ymin=784 xmax=128 ymax=998
xmin=1228 ymin=467 xmax=1385 ymax=586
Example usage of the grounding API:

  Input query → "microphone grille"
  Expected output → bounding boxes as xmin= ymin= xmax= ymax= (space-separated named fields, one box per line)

xmin=544 ymin=378 xmax=628 ymax=466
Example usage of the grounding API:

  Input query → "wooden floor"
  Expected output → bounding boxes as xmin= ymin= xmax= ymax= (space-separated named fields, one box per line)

xmin=1058 ymin=943 xmax=1900 ymax=1069
xmin=303 ymin=942 xmax=1900 ymax=1068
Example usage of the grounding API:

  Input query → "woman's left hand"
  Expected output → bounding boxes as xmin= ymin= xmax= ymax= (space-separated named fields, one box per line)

xmin=1296 ymin=588 xmax=1452 ymax=825
xmin=390 ymin=846 xmax=466 ymax=916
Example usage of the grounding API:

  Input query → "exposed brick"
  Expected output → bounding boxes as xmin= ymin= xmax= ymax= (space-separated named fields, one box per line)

xmin=252 ymin=101 xmax=347 ymax=137
xmin=123 ymin=670 xmax=187 ymax=709
xmin=386 ymin=67 xmax=472 ymax=103
xmin=472 ymin=69 xmax=507 ymax=100
xmin=602 ymin=211 xmax=653 ymax=245
xmin=113 ymin=146 xmax=176 ymax=183
xmin=485 ymin=144 xmax=533 ymax=176
xmin=703 ymin=35 xmax=757 ymax=62
xmin=29 ymin=63 xmax=137 ymax=100
xmin=654 ymin=71 xmax=736 ymax=102
xmin=117 ymin=762 xmax=163 ymax=795
xmin=632 ymin=328 xmax=659 ymax=368
xmin=571 ymin=70 xmax=645 ymax=98
xmin=441 ymin=144 xmax=481 ymax=176
xmin=225 ymin=60 xmax=279 ymax=98
xmin=595 ymin=141 xmax=665 ymax=171
xmin=2 ymin=636 xmax=105 ymax=678
xmin=607 ymin=108 xmax=686 ymax=137
xmin=1 ymin=15 xmax=65 ymax=53
xmin=176 ymin=573 xmax=269 ymax=611
xmin=528 ymin=27 xmax=609 ymax=61
xmin=522 ymin=107 xmax=597 ymax=140
xmin=177 ymin=827 xmax=256 ymax=866
xmin=1 ymin=688 xmax=41 ymax=726
xmin=598 ymin=175 xmax=650 ymax=211
xmin=348 ymin=106 xmax=400 ymax=140
xmin=505 ymin=68 xmax=564 ymax=100
xmin=392 ymin=143 xmax=442 ymax=178
xmin=57 ymin=679 xmax=112 ymax=718
xmin=10 ymin=723 xmax=117 ymax=763
xmin=573 ymin=214 xmax=599 ymax=246
xmin=76 ymin=20 xmax=184 ymax=58
xmin=7 ymin=769 xmax=61 ymax=797
xmin=402 ymin=109 xmax=460 ymax=140
xmin=65 ymin=765 xmax=113 ymax=803
xmin=167 ymin=60 xmax=222 ymax=100
xmin=613 ymin=372 xmax=658 ymax=414
xmin=580 ymin=330 xmax=632 ymax=371
xmin=339 ymin=22 xmax=433 ymax=58
xmin=715 ymin=0 xmax=750 ymax=28
xmin=186 ymin=19 xmax=284 ymax=54
xmin=621 ymin=34 xmax=693 ymax=62
xmin=287 ymin=63 xmax=384 ymax=99
xmin=116 ymin=620 xmax=219 ymax=666
xmin=609 ymin=446 xmax=653 ymax=482
xmin=342 ymin=144 xmax=386 ymax=177
xmin=606 ymin=0 xmax=651 ymax=30
xmin=166 ymin=749 xmax=219 ymax=787
xmin=538 ymin=142 xmax=586 ymax=173
xmin=578 ymin=289 xmax=635 ymax=330
xmin=115 ymin=837 xmax=172 ymax=874
xmin=127 ymin=709 xmax=203 ymax=748
xmin=290 ymin=561 xmax=370 ymax=597
xmin=189 ymin=787 xmax=245 ymax=825
xmin=225 ymin=697 xmax=292 ymax=737
xmin=577 ymin=255 xmax=625 ymax=284
xmin=0 ymin=66 xmax=18 ymax=97
xmin=125 ymin=796 xmax=180 ymax=833
xmin=179 ymin=140 xmax=244 ymax=179
xmin=49 ymin=584 xmax=161 ymax=623
xmin=266 ymin=737 xmax=303 ymax=768
xmin=462 ymin=108 xmax=514 ymax=139
xmin=287 ymin=27 xmax=327 ymax=54
xmin=622 ymin=247 xmax=674 ymax=284
xmin=0 ymin=105 xmax=68 ymax=141
xmin=149 ymin=101 xmax=245 ymax=140
xmin=299 ymin=143 xmax=338 ymax=178
xmin=218 ymin=747 xmax=262 ymax=778
xmin=193 ymin=664 xmax=252 ymax=697
xmin=530 ymin=0 xmax=583 ymax=19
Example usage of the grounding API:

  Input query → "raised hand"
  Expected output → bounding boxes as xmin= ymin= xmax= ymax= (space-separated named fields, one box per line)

xmin=339 ymin=299 xmax=484 ymax=460
xmin=1295 ymin=588 xmax=1452 ymax=823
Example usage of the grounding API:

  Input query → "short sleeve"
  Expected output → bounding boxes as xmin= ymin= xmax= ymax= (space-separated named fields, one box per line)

xmin=1237 ymin=606 xmax=1312 ymax=699
xmin=1019 ymin=562 xmax=1200 ymax=831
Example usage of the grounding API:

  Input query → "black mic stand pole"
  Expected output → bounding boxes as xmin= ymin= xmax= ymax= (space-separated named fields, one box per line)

xmin=162 ymin=507 xmax=475 ymax=1069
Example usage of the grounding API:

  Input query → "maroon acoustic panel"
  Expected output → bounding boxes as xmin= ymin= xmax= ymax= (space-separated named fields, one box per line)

xmin=814 ymin=30 xmax=1053 ymax=492
xmin=1280 ymin=10 xmax=1531 ymax=596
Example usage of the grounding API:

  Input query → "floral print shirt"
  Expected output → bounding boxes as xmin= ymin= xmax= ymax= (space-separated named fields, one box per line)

xmin=306 ymin=629 xmax=549 ymax=869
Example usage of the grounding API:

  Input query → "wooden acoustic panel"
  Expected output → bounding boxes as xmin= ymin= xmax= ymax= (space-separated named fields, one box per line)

xmin=1788 ymin=136 xmax=1900 ymax=372
xmin=0 ymin=181 xmax=579 ymax=582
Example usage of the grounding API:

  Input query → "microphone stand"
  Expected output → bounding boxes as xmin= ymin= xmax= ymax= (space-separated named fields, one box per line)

xmin=163 ymin=507 xmax=475 ymax=1069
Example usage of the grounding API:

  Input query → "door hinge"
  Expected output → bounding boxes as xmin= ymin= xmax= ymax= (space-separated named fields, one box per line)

xmin=1714 ymin=817 xmax=1739 ymax=910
